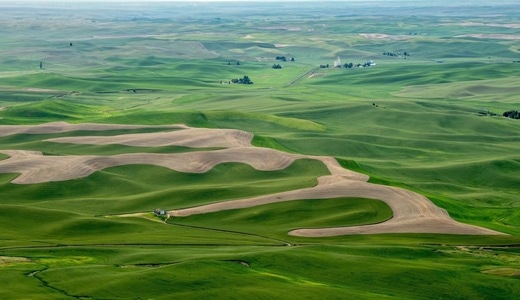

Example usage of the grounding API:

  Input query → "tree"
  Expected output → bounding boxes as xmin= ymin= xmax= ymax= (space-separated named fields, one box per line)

xmin=231 ymin=75 xmax=253 ymax=84
xmin=39 ymin=61 xmax=43 ymax=69
xmin=272 ymin=64 xmax=282 ymax=69
xmin=503 ymin=110 xmax=520 ymax=119
xmin=240 ymin=75 xmax=252 ymax=84
xmin=290 ymin=57 xmax=295 ymax=62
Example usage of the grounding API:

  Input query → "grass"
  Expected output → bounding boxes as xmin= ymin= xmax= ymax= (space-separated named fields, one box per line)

xmin=0 ymin=1 xmax=519 ymax=299
xmin=171 ymin=197 xmax=393 ymax=238
xmin=0 ymin=133 xmax=221 ymax=156
xmin=1 ymin=243 xmax=519 ymax=299
xmin=0 ymin=159 xmax=329 ymax=214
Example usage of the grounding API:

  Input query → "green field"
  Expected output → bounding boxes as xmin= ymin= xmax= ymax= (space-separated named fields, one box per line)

xmin=0 ymin=1 xmax=519 ymax=299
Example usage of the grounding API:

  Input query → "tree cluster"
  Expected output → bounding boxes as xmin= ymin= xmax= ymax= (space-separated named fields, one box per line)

xmin=272 ymin=64 xmax=282 ymax=69
xmin=275 ymin=56 xmax=295 ymax=62
xmin=231 ymin=75 xmax=253 ymax=84
xmin=383 ymin=51 xmax=410 ymax=57
xmin=356 ymin=62 xmax=374 ymax=68
xmin=503 ymin=110 xmax=520 ymax=119
xmin=320 ymin=61 xmax=374 ymax=68
xmin=478 ymin=110 xmax=498 ymax=117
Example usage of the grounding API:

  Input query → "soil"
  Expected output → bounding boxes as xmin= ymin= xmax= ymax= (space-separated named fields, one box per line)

xmin=360 ymin=33 xmax=411 ymax=41
xmin=456 ymin=34 xmax=520 ymax=40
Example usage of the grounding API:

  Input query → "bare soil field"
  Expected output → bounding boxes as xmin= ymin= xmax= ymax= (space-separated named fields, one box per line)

xmin=0 ymin=122 xmax=505 ymax=236
xmin=45 ymin=127 xmax=253 ymax=148
xmin=450 ymin=22 xmax=520 ymax=29
xmin=360 ymin=33 xmax=412 ymax=41
xmin=456 ymin=34 xmax=520 ymax=40
xmin=0 ymin=256 xmax=32 ymax=266
xmin=0 ymin=86 xmax=62 ymax=93
xmin=0 ymin=122 xmax=185 ymax=137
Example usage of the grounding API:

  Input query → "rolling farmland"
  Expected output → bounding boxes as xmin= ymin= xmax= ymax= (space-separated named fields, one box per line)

xmin=0 ymin=1 xmax=519 ymax=299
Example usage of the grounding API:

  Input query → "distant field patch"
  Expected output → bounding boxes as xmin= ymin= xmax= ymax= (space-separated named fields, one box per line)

xmin=0 ymin=256 xmax=32 ymax=267
xmin=457 ymin=34 xmax=520 ymax=40
xmin=360 ymin=33 xmax=412 ymax=41
xmin=481 ymin=267 xmax=520 ymax=277
xmin=393 ymin=77 xmax=520 ymax=100
xmin=449 ymin=22 xmax=520 ymax=29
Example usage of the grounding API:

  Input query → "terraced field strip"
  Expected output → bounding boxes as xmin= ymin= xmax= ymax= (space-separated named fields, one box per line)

xmin=0 ymin=122 xmax=505 ymax=236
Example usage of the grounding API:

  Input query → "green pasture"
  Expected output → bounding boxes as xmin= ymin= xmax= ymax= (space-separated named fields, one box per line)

xmin=1 ymin=242 xmax=519 ymax=299
xmin=171 ymin=197 xmax=393 ymax=239
xmin=0 ymin=159 xmax=328 ymax=214
xmin=1 ymin=1 xmax=519 ymax=299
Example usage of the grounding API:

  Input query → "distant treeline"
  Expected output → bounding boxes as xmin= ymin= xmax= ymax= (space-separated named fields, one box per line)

xmin=319 ymin=62 xmax=374 ymax=69
xmin=503 ymin=110 xmax=520 ymax=119
xmin=383 ymin=51 xmax=411 ymax=57
xmin=479 ymin=110 xmax=520 ymax=120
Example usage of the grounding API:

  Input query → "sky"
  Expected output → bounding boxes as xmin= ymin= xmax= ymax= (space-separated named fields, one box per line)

xmin=4 ymin=0 xmax=516 ymax=5
xmin=6 ymin=0 xmax=391 ymax=2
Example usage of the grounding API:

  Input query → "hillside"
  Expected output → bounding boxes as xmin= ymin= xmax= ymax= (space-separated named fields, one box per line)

xmin=0 ymin=1 xmax=519 ymax=299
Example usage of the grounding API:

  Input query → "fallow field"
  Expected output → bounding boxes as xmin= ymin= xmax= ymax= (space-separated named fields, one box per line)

xmin=0 ymin=1 xmax=519 ymax=299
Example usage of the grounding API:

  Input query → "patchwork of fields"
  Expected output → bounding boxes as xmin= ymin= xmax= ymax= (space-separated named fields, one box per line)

xmin=0 ymin=1 xmax=519 ymax=299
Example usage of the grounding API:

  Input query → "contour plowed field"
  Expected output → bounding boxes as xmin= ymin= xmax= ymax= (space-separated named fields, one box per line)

xmin=0 ymin=122 xmax=504 ymax=236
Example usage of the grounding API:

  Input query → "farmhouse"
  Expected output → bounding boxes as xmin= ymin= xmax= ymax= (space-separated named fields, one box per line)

xmin=153 ymin=209 xmax=167 ymax=217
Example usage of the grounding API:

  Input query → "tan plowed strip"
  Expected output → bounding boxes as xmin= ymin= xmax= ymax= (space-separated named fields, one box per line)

xmin=45 ymin=127 xmax=254 ymax=148
xmin=0 ymin=148 xmax=300 ymax=184
xmin=0 ymin=121 xmax=187 ymax=137
xmin=172 ymin=178 xmax=503 ymax=236
xmin=0 ymin=123 xmax=505 ymax=236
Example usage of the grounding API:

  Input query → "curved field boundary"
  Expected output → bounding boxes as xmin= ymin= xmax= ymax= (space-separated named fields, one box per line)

xmin=170 ymin=164 xmax=503 ymax=236
xmin=0 ymin=148 xmax=298 ymax=184
xmin=0 ymin=122 xmax=505 ymax=236
xmin=45 ymin=127 xmax=253 ymax=148
xmin=0 ymin=122 xmax=186 ymax=137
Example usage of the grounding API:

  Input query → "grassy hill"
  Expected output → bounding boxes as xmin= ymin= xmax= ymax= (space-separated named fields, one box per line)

xmin=0 ymin=1 xmax=519 ymax=299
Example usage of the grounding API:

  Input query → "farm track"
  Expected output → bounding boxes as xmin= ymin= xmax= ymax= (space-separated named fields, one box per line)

xmin=108 ymin=212 xmax=292 ymax=245
xmin=286 ymin=67 xmax=320 ymax=86
xmin=0 ymin=122 xmax=505 ymax=236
